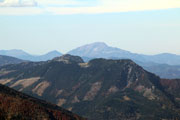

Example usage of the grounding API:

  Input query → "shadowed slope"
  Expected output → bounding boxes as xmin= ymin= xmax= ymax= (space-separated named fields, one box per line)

xmin=0 ymin=84 xmax=85 ymax=120
xmin=0 ymin=54 xmax=180 ymax=119
xmin=0 ymin=55 xmax=24 ymax=66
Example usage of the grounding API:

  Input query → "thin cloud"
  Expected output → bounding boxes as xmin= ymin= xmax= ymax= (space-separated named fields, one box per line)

xmin=47 ymin=0 xmax=180 ymax=15
xmin=0 ymin=0 xmax=37 ymax=7
xmin=0 ymin=0 xmax=180 ymax=15
xmin=37 ymin=0 xmax=82 ymax=6
xmin=0 ymin=7 xmax=43 ymax=15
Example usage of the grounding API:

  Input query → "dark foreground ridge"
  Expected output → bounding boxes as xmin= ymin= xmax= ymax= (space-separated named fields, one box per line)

xmin=0 ymin=84 xmax=85 ymax=120
xmin=0 ymin=54 xmax=180 ymax=120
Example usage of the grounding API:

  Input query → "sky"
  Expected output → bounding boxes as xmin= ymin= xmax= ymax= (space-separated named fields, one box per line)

xmin=0 ymin=0 xmax=180 ymax=55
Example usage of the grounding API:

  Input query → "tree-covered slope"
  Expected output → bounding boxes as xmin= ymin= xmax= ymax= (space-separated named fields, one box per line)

xmin=0 ymin=84 xmax=85 ymax=120
xmin=0 ymin=54 xmax=180 ymax=120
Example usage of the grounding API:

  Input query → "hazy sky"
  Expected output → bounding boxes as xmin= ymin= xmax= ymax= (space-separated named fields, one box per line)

xmin=0 ymin=0 xmax=180 ymax=55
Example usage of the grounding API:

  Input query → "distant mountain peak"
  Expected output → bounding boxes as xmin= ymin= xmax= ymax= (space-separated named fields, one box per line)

xmin=87 ymin=42 xmax=108 ymax=46
xmin=0 ymin=49 xmax=29 ymax=56
xmin=68 ymin=42 xmax=131 ymax=58
xmin=156 ymin=53 xmax=177 ymax=56
xmin=0 ymin=49 xmax=63 ymax=62
xmin=53 ymin=54 xmax=84 ymax=63
xmin=80 ymin=42 xmax=108 ymax=49
xmin=45 ymin=50 xmax=62 ymax=56
xmin=47 ymin=50 xmax=61 ymax=54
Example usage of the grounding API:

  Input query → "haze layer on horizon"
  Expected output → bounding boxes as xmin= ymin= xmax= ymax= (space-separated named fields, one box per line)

xmin=0 ymin=0 xmax=180 ymax=55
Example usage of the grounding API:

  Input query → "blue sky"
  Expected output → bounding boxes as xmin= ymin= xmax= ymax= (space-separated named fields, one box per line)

xmin=0 ymin=0 xmax=180 ymax=55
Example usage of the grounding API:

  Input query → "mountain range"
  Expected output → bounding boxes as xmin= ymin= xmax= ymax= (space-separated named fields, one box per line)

xmin=0 ymin=54 xmax=180 ymax=120
xmin=1 ymin=42 xmax=180 ymax=65
xmin=0 ymin=42 xmax=180 ymax=79
xmin=143 ymin=64 xmax=180 ymax=79
xmin=0 ymin=83 xmax=85 ymax=120
xmin=0 ymin=49 xmax=62 ymax=61
xmin=68 ymin=42 xmax=180 ymax=65
xmin=68 ymin=42 xmax=180 ymax=79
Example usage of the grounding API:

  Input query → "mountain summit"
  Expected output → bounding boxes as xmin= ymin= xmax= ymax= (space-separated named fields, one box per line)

xmin=53 ymin=54 xmax=84 ymax=63
xmin=68 ymin=42 xmax=132 ymax=58
xmin=68 ymin=42 xmax=180 ymax=65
